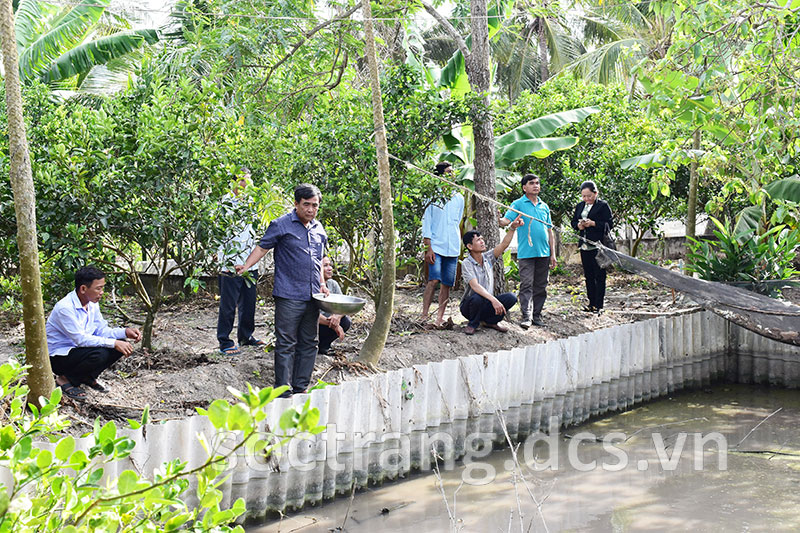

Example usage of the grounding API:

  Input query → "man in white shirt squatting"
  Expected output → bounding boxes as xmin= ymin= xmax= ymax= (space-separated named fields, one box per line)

xmin=46 ymin=266 xmax=142 ymax=401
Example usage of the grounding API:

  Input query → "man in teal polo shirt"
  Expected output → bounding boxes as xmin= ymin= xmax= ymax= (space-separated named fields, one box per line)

xmin=500 ymin=174 xmax=556 ymax=328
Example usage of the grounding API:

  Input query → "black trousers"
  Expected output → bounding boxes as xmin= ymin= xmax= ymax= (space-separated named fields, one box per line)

xmin=50 ymin=346 xmax=122 ymax=387
xmin=318 ymin=315 xmax=352 ymax=354
xmin=580 ymin=249 xmax=607 ymax=309
xmin=460 ymin=292 xmax=517 ymax=328
xmin=274 ymin=297 xmax=319 ymax=394
xmin=217 ymin=272 xmax=257 ymax=349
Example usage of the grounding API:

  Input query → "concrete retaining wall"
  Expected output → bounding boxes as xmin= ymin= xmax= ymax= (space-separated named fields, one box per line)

xmin=17 ymin=311 xmax=800 ymax=520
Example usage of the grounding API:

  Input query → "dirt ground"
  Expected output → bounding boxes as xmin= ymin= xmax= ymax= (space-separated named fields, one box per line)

xmin=0 ymin=267 xmax=694 ymax=433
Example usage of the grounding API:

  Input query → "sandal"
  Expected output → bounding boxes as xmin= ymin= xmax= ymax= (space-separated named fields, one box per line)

xmin=86 ymin=379 xmax=108 ymax=393
xmin=219 ymin=345 xmax=241 ymax=355
xmin=60 ymin=383 xmax=87 ymax=401
xmin=242 ymin=338 xmax=267 ymax=347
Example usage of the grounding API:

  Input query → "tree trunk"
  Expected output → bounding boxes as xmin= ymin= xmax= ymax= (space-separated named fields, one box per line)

xmin=0 ymin=0 xmax=55 ymax=403
xmin=465 ymin=0 xmax=503 ymax=291
xmin=537 ymin=17 xmax=550 ymax=85
xmin=358 ymin=0 xmax=395 ymax=365
xmin=686 ymin=129 xmax=701 ymax=240
xmin=141 ymin=296 xmax=160 ymax=350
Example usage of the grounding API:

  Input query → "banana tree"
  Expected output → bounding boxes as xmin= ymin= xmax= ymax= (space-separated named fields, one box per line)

xmin=440 ymin=105 xmax=599 ymax=230
xmin=13 ymin=0 xmax=158 ymax=87
xmin=442 ymin=105 xmax=600 ymax=185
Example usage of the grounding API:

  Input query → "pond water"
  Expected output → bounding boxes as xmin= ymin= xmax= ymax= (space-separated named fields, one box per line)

xmin=251 ymin=385 xmax=800 ymax=532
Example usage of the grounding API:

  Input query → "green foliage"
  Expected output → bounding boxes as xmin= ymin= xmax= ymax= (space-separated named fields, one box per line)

xmin=0 ymin=75 xmax=285 ymax=345
xmin=163 ymin=0 xmax=363 ymax=119
xmin=564 ymin=0 xmax=672 ymax=87
xmin=0 ymin=276 xmax=22 ymax=318
xmin=15 ymin=0 xmax=158 ymax=86
xmin=0 ymin=361 xmax=321 ymax=531
xmin=502 ymin=249 xmax=519 ymax=282
xmin=630 ymin=0 xmax=800 ymax=233
xmin=686 ymin=218 xmax=800 ymax=290
xmin=493 ymin=105 xmax=599 ymax=166
xmin=442 ymin=103 xmax=600 ymax=186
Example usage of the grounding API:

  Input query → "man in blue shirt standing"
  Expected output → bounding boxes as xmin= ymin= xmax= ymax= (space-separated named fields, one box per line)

xmin=236 ymin=183 xmax=329 ymax=396
xmin=46 ymin=266 xmax=142 ymax=400
xmin=500 ymin=174 xmax=557 ymax=328
xmin=421 ymin=162 xmax=464 ymax=327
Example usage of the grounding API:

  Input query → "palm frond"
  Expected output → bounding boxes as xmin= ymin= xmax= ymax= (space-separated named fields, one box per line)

xmin=583 ymin=1 xmax=651 ymax=32
xmin=561 ymin=38 xmax=641 ymax=85
xmin=493 ymin=25 xmax=542 ymax=100
xmin=75 ymin=64 xmax=131 ymax=94
xmin=578 ymin=13 xmax=625 ymax=45
xmin=39 ymin=29 xmax=159 ymax=84
xmin=14 ymin=0 xmax=45 ymax=52
xmin=547 ymin=27 xmax=586 ymax=73
xmin=423 ymin=35 xmax=459 ymax=65
xmin=18 ymin=0 xmax=109 ymax=81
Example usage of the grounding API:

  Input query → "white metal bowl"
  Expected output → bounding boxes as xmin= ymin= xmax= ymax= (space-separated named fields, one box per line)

xmin=313 ymin=293 xmax=367 ymax=314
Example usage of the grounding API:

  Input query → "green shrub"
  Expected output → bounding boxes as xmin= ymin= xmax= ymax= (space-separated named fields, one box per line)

xmin=0 ymin=361 xmax=322 ymax=531
xmin=687 ymin=217 xmax=800 ymax=293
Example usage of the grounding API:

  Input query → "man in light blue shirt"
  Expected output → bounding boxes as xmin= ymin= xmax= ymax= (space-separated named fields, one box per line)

xmin=500 ymin=174 xmax=556 ymax=328
xmin=421 ymin=162 xmax=465 ymax=327
xmin=46 ymin=266 xmax=141 ymax=400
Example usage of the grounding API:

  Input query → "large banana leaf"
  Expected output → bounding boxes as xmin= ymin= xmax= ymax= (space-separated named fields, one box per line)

xmin=439 ymin=46 xmax=466 ymax=89
xmin=734 ymin=205 xmax=764 ymax=236
xmin=620 ymin=150 xmax=665 ymax=169
xmin=494 ymin=106 xmax=599 ymax=167
xmin=495 ymin=136 xmax=580 ymax=166
xmin=765 ymin=176 xmax=800 ymax=202
xmin=18 ymin=0 xmax=109 ymax=82
xmin=14 ymin=0 xmax=52 ymax=53
xmin=41 ymin=29 xmax=159 ymax=83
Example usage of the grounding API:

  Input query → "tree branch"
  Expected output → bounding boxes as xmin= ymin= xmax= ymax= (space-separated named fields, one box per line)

xmin=256 ymin=1 xmax=363 ymax=94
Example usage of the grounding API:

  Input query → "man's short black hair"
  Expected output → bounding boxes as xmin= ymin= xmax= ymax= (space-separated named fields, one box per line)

xmin=434 ymin=161 xmax=453 ymax=176
xmin=521 ymin=173 xmax=540 ymax=188
xmin=463 ymin=230 xmax=481 ymax=248
xmin=294 ymin=183 xmax=321 ymax=203
xmin=75 ymin=266 xmax=105 ymax=290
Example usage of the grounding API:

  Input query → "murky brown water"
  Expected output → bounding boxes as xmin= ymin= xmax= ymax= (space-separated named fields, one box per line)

xmin=252 ymin=385 xmax=800 ymax=532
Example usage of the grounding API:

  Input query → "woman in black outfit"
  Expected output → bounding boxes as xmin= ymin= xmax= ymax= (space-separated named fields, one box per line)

xmin=570 ymin=181 xmax=613 ymax=313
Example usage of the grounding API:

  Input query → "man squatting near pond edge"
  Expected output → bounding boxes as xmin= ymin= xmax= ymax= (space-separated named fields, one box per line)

xmin=46 ymin=266 xmax=142 ymax=401
xmin=460 ymin=215 xmax=524 ymax=335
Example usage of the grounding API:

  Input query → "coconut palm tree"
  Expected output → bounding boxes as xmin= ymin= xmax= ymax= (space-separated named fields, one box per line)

xmin=561 ymin=0 xmax=673 ymax=90
xmin=12 ymin=0 xmax=158 ymax=87
xmin=493 ymin=1 xmax=585 ymax=101
xmin=418 ymin=0 xmax=584 ymax=101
